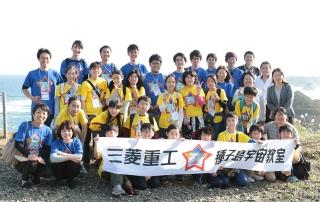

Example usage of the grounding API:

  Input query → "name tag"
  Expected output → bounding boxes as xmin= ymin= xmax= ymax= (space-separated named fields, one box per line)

xmin=185 ymin=95 xmax=195 ymax=105
xmin=151 ymin=83 xmax=161 ymax=96
xmin=40 ymin=81 xmax=50 ymax=100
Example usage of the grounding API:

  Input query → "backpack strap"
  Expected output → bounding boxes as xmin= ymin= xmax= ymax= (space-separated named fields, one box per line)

xmin=129 ymin=114 xmax=135 ymax=129
xmin=86 ymin=79 xmax=101 ymax=98
xmin=236 ymin=133 xmax=239 ymax=143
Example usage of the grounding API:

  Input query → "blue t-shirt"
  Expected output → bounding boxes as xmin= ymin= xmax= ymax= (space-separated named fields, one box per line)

xmin=170 ymin=71 xmax=184 ymax=92
xmin=22 ymin=68 xmax=63 ymax=115
xmin=15 ymin=121 xmax=52 ymax=155
xmin=186 ymin=66 xmax=207 ymax=89
xmin=100 ymin=63 xmax=117 ymax=83
xmin=217 ymin=81 xmax=234 ymax=100
xmin=144 ymin=72 xmax=166 ymax=106
xmin=120 ymin=63 xmax=149 ymax=82
xmin=206 ymin=67 xmax=217 ymax=77
xmin=51 ymin=139 xmax=83 ymax=155
xmin=60 ymin=58 xmax=89 ymax=83
xmin=228 ymin=67 xmax=244 ymax=93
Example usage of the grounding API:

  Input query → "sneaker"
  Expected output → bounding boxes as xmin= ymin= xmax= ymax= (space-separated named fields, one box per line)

xmin=252 ymin=175 xmax=264 ymax=181
xmin=288 ymin=175 xmax=299 ymax=183
xmin=112 ymin=185 xmax=126 ymax=196
xmin=247 ymin=176 xmax=255 ymax=183
xmin=67 ymin=179 xmax=76 ymax=189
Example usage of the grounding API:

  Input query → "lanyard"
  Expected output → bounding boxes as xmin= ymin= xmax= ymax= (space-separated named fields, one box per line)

xmin=38 ymin=69 xmax=50 ymax=85
xmin=151 ymin=73 xmax=160 ymax=83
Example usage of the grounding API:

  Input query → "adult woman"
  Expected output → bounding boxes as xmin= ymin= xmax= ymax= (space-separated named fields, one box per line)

xmin=15 ymin=104 xmax=53 ymax=188
xmin=267 ymin=68 xmax=295 ymax=124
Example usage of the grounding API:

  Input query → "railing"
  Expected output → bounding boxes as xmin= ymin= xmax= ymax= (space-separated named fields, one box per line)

xmin=0 ymin=92 xmax=30 ymax=138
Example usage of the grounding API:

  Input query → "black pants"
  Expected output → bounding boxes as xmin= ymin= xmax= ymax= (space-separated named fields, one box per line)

xmin=52 ymin=161 xmax=81 ymax=180
xmin=127 ymin=175 xmax=160 ymax=190
xmin=16 ymin=161 xmax=52 ymax=181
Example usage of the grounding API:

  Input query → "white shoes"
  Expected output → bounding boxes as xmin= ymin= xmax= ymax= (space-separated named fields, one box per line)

xmin=112 ymin=184 xmax=126 ymax=196
xmin=252 ymin=175 xmax=264 ymax=181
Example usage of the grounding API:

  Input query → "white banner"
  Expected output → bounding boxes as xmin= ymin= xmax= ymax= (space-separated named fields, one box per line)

xmin=97 ymin=138 xmax=294 ymax=176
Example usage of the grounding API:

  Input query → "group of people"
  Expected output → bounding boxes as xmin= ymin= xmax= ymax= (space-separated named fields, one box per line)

xmin=14 ymin=40 xmax=302 ymax=196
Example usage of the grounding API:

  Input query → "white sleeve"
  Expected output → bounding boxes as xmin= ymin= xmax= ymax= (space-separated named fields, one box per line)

xmin=50 ymin=153 xmax=67 ymax=163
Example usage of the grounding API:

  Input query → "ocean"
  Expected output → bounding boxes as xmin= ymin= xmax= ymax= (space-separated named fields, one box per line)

xmin=0 ymin=75 xmax=320 ymax=132
xmin=0 ymin=75 xmax=31 ymax=132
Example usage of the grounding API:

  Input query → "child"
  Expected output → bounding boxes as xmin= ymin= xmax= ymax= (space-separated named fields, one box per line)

xmin=215 ymin=66 xmax=234 ymax=111
xmin=234 ymin=86 xmax=260 ymax=134
xmin=192 ymin=126 xmax=229 ymax=188
xmin=55 ymin=96 xmax=88 ymax=143
xmin=60 ymin=40 xmax=89 ymax=83
xmin=247 ymin=125 xmax=265 ymax=181
xmin=50 ymin=120 xmax=83 ymax=189
xmin=275 ymin=124 xmax=301 ymax=183
xmin=93 ymin=124 xmax=126 ymax=196
xmin=206 ymin=53 xmax=218 ymax=77
xmin=120 ymin=44 xmax=149 ymax=82
xmin=161 ymin=124 xmax=184 ymax=184
xmin=232 ymin=72 xmax=265 ymax=124
xmin=80 ymin=62 xmax=107 ymax=165
xmin=54 ymin=65 xmax=81 ymax=119
xmin=127 ymin=123 xmax=161 ymax=190
xmin=157 ymin=75 xmax=184 ymax=138
xmin=15 ymin=104 xmax=52 ymax=188
xmin=124 ymin=69 xmax=146 ymax=115
xmin=99 ymin=45 xmax=118 ymax=84
xmin=89 ymin=99 xmax=123 ymax=136
xmin=144 ymin=54 xmax=166 ymax=120
xmin=185 ymin=50 xmax=207 ymax=89
xmin=180 ymin=70 xmax=205 ymax=139
xmin=170 ymin=52 xmax=187 ymax=92
xmin=122 ymin=96 xmax=159 ymax=138
xmin=217 ymin=112 xmax=255 ymax=187
xmin=205 ymin=75 xmax=228 ymax=140
xmin=105 ymin=70 xmax=132 ymax=118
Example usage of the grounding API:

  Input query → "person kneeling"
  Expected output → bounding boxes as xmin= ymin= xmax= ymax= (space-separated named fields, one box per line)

xmin=93 ymin=124 xmax=126 ymax=196
xmin=50 ymin=120 xmax=83 ymax=189
xmin=127 ymin=123 xmax=161 ymax=190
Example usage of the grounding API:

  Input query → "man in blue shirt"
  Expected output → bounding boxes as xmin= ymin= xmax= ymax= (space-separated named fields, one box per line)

xmin=22 ymin=48 xmax=63 ymax=126
xmin=185 ymin=50 xmax=207 ymax=90
xmin=120 ymin=44 xmax=149 ymax=82
xmin=237 ymin=51 xmax=261 ymax=78
xmin=206 ymin=53 xmax=218 ymax=77
xmin=170 ymin=52 xmax=187 ymax=92
xmin=144 ymin=54 xmax=166 ymax=118
xmin=225 ymin=52 xmax=244 ymax=93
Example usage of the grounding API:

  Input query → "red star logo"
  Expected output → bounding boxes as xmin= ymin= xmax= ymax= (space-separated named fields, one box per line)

xmin=182 ymin=144 xmax=212 ymax=171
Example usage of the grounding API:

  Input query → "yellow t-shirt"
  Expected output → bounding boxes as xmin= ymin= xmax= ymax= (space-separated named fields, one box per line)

xmin=234 ymin=100 xmax=260 ymax=129
xmin=129 ymin=86 xmax=146 ymax=99
xmin=80 ymin=78 xmax=107 ymax=116
xmin=89 ymin=111 xmax=122 ymax=132
xmin=55 ymin=108 xmax=88 ymax=127
xmin=205 ymin=89 xmax=228 ymax=123
xmin=123 ymin=114 xmax=159 ymax=138
xmin=217 ymin=130 xmax=251 ymax=143
xmin=180 ymin=85 xmax=205 ymax=117
xmin=55 ymin=83 xmax=81 ymax=112
xmin=105 ymin=86 xmax=132 ymax=103
xmin=156 ymin=92 xmax=184 ymax=129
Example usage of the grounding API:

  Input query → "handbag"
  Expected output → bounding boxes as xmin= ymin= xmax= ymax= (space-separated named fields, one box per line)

xmin=292 ymin=153 xmax=311 ymax=180
xmin=1 ymin=122 xmax=29 ymax=166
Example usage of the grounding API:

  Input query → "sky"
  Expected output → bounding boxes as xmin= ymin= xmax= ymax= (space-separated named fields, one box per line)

xmin=0 ymin=0 xmax=319 ymax=76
